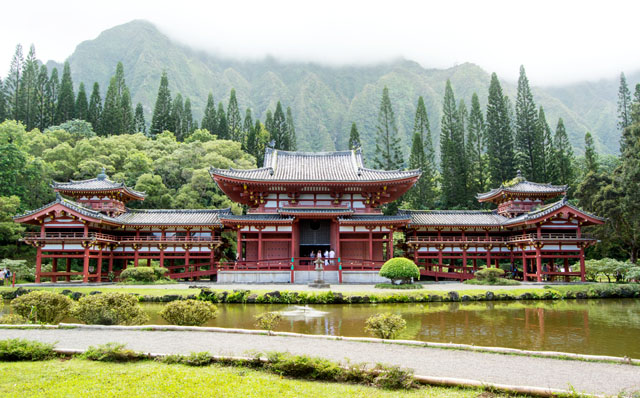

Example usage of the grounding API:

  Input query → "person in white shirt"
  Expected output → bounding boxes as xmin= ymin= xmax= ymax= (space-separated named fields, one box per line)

xmin=329 ymin=248 xmax=335 ymax=265
xmin=324 ymin=250 xmax=329 ymax=266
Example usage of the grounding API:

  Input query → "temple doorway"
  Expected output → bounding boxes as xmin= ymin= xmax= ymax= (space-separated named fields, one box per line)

xmin=299 ymin=219 xmax=332 ymax=262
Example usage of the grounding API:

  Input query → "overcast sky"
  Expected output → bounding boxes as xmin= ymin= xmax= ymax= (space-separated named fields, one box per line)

xmin=2 ymin=0 xmax=639 ymax=85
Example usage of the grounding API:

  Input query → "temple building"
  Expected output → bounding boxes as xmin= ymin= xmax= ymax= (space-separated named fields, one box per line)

xmin=14 ymin=149 xmax=604 ymax=283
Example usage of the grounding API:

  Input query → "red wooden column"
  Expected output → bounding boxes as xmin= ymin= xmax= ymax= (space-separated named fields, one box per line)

xmin=107 ymin=254 xmax=113 ymax=277
xmin=185 ymin=247 xmax=190 ymax=279
xmin=82 ymin=224 xmax=90 ymax=283
xmin=134 ymin=229 xmax=140 ymax=267
xmin=521 ymin=246 xmax=527 ymax=282
xmin=51 ymin=258 xmax=58 ymax=283
xmin=462 ymin=246 xmax=468 ymax=281
xmin=368 ymin=229 xmax=373 ymax=265
xmin=66 ymin=258 xmax=71 ymax=282
xmin=579 ymin=245 xmax=586 ymax=282
xmin=257 ymin=228 xmax=263 ymax=264
xmin=236 ymin=229 xmax=242 ymax=262
xmin=159 ymin=246 xmax=165 ymax=268
xmin=387 ymin=229 xmax=394 ymax=261
xmin=291 ymin=222 xmax=298 ymax=284
xmin=96 ymin=245 xmax=103 ymax=282
xmin=535 ymin=245 xmax=542 ymax=282
xmin=35 ymin=246 xmax=42 ymax=283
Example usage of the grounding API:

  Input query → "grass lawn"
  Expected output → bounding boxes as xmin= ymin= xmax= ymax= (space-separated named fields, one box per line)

xmin=0 ymin=359 xmax=493 ymax=398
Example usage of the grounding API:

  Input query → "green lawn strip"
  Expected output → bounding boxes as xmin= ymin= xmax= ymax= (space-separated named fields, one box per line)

xmin=0 ymin=359 xmax=492 ymax=398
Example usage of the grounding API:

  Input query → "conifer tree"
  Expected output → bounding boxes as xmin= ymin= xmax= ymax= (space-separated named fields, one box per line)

xmin=183 ymin=97 xmax=194 ymax=135
xmin=150 ymin=71 xmax=172 ymax=136
xmin=242 ymin=108 xmax=253 ymax=150
xmin=101 ymin=76 xmax=121 ymax=135
xmin=75 ymin=82 xmax=89 ymax=122
xmin=201 ymin=93 xmax=217 ymax=133
xmin=617 ymin=72 xmax=632 ymax=132
xmin=120 ymin=86 xmax=134 ymax=134
xmin=246 ymin=119 xmax=259 ymax=160
xmin=0 ymin=78 xmax=6 ymax=122
xmin=18 ymin=45 xmax=38 ymax=129
xmin=466 ymin=93 xmax=487 ymax=198
xmin=55 ymin=61 xmax=75 ymax=123
xmin=373 ymin=86 xmax=403 ymax=169
xmin=486 ymin=73 xmax=516 ymax=186
xmin=286 ymin=106 xmax=296 ymax=151
xmin=87 ymin=82 xmax=102 ymax=133
xmin=550 ymin=118 xmax=574 ymax=185
xmin=272 ymin=101 xmax=288 ymax=150
xmin=171 ymin=93 xmax=184 ymax=139
xmin=440 ymin=80 xmax=468 ymax=207
xmin=216 ymin=102 xmax=228 ymax=139
xmin=265 ymin=109 xmax=274 ymax=136
xmin=584 ymin=131 xmax=598 ymax=174
xmin=45 ymin=68 xmax=59 ymax=128
xmin=6 ymin=44 xmax=23 ymax=120
xmin=348 ymin=122 xmax=361 ymax=149
xmin=537 ymin=107 xmax=554 ymax=181
xmin=134 ymin=103 xmax=146 ymax=134
xmin=34 ymin=65 xmax=49 ymax=130
xmin=227 ymin=88 xmax=242 ymax=142
xmin=515 ymin=65 xmax=543 ymax=180
xmin=413 ymin=96 xmax=434 ymax=167
xmin=632 ymin=83 xmax=640 ymax=124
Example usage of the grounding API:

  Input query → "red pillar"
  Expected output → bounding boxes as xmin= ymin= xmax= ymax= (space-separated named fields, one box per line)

xmin=134 ymin=248 xmax=139 ymax=267
xmin=579 ymin=246 xmax=586 ymax=282
xmin=185 ymin=248 xmax=190 ymax=279
xmin=66 ymin=258 xmax=71 ymax=282
xmin=535 ymin=246 xmax=542 ymax=282
xmin=462 ymin=248 xmax=467 ymax=281
xmin=159 ymin=248 xmax=165 ymax=268
xmin=108 ymin=255 xmax=113 ymax=276
xmin=368 ymin=230 xmax=373 ymax=265
xmin=97 ymin=247 xmax=103 ymax=282
xmin=236 ymin=229 xmax=242 ymax=264
xmin=387 ymin=229 xmax=394 ymax=261
xmin=51 ymin=258 xmax=58 ymax=283
xmin=35 ymin=246 xmax=42 ymax=283
xmin=258 ymin=229 xmax=263 ymax=264
xmin=82 ymin=245 xmax=90 ymax=283
xmin=521 ymin=247 xmax=527 ymax=282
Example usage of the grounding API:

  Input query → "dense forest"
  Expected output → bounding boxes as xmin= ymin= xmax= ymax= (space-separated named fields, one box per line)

xmin=1 ymin=38 xmax=639 ymax=265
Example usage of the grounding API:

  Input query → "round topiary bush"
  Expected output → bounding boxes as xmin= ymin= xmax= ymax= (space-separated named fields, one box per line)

xmin=71 ymin=292 xmax=149 ymax=325
xmin=364 ymin=313 xmax=407 ymax=339
xmin=11 ymin=291 xmax=73 ymax=324
xmin=159 ymin=299 xmax=218 ymax=326
xmin=474 ymin=268 xmax=505 ymax=283
xmin=119 ymin=266 xmax=169 ymax=283
xmin=379 ymin=258 xmax=420 ymax=285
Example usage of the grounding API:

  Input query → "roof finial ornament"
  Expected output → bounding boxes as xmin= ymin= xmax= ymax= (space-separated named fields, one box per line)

xmin=55 ymin=192 xmax=62 ymax=201
xmin=267 ymin=139 xmax=275 ymax=149
xmin=97 ymin=167 xmax=107 ymax=180
xmin=516 ymin=169 xmax=523 ymax=179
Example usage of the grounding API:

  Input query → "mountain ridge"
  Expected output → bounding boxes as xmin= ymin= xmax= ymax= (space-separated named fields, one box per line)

xmin=47 ymin=19 xmax=639 ymax=156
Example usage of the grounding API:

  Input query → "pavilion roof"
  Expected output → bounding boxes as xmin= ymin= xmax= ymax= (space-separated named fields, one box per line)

xmin=399 ymin=210 xmax=507 ymax=227
xmin=115 ymin=208 xmax=231 ymax=226
xmin=476 ymin=171 xmax=566 ymax=202
xmin=210 ymin=148 xmax=421 ymax=183
xmin=502 ymin=198 xmax=605 ymax=225
xmin=52 ymin=169 xmax=146 ymax=200
xmin=278 ymin=207 xmax=354 ymax=216
xmin=14 ymin=194 xmax=122 ymax=224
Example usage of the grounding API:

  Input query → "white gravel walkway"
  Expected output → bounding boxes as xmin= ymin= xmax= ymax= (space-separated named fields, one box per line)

xmin=1 ymin=328 xmax=637 ymax=396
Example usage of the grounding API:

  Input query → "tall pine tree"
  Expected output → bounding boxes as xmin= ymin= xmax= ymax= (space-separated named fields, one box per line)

xmin=0 ymin=78 xmax=7 ymax=122
xmin=150 ymin=71 xmax=172 ymax=136
xmin=486 ymin=73 xmax=516 ymax=186
xmin=413 ymin=96 xmax=434 ymax=168
xmin=134 ymin=103 xmax=146 ymax=134
xmin=120 ymin=86 xmax=134 ymax=134
xmin=227 ymin=88 xmax=242 ymax=142
xmin=45 ymin=68 xmax=59 ymax=128
xmin=440 ymin=80 xmax=468 ymax=207
xmin=183 ymin=97 xmax=194 ymax=135
xmin=18 ymin=44 xmax=38 ymax=129
xmin=550 ymin=118 xmax=574 ymax=185
xmin=201 ymin=93 xmax=217 ymax=134
xmin=216 ymin=102 xmax=228 ymax=139
xmin=87 ymin=82 xmax=102 ymax=133
xmin=101 ymin=76 xmax=121 ymax=135
xmin=272 ymin=101 xmax=288 ymax=150
xmin=584 ymin=131 xmax=598 ymax=174
xmin=348 ymin=122 xmax=360 ymax=149
xmin=55 ymin=61 xmax=75 ymax=124
xmin=34 ymin=65 xmax=49 ymax=130
xmin=286 ymin=106 xmax=296 ymax=151
xmin=515 ymin=65 xmax=543 ymax=180
xmin=537 ymin=106 xmax=554 ymax=181
xmin=6 ymin=44 xmax=23 ymax=120
xmin=75 ymin=82 xmax=89 ymax=122
xmin=373 ymin=86 xmax=403 ymax=169
xmin=466 ymin=92 xmax=487 ymax=199
xmin=171 ymin=93 xmax=184 ymax=139
xmin=242 ymin=108 xmax=253 ymax=150
xmin=617 ymin=72 xmax=632 ymax=132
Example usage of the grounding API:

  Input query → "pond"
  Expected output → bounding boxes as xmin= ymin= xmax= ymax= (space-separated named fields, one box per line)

xmin=4 ymin=299 xmax=640 ymax=358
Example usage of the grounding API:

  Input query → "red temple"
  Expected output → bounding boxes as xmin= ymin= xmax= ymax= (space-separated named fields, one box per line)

xmin=14 ymin=150 xmax=603 ymax=283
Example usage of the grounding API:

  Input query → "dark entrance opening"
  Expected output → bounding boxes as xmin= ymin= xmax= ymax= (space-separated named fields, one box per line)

xmin=299 ymin=219 xmax=331 ymax=261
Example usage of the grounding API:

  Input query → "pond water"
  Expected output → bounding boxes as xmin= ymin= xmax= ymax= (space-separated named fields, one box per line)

xmin=4 ymin=299 xmax=640 ymax=358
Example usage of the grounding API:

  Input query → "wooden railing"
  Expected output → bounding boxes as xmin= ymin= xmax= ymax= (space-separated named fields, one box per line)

xmin=507 ymin=233 xmax=595 ymax=242
xmin=406 ymin=233 xmax=595 ymax=245
xmin=216 ymin=257 xmax=385 ymax=271
xmin=22 ymin=232 xmax=220 ymax=244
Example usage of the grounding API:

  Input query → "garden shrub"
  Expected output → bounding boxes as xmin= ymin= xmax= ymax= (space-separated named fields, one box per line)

xmin=371 ymin=364 xmax=416 ymax=389
xmin=378 ymin=258 xmax=420 ymax=284
xmin=71 ymin=292 xmax=149 ymax=325
xmin=119 ymin=266 xmax=158 ymax=283
xmin=266 ymin=352 xmax=342 ymax=381
xmin=364 ymin=313 xmax=406 ymax=339
xmin=82 ymin=343 xmax=146 ymax=362
xmin=0 ymin=313 xmax=27 ymax=324
xmin=11 ymin=291 xmax=73 ymax=324
xmin=474 ymin=268 xmax=505 ymax=283
xmin=374 ymin=283 xmax=423 ymax=290
xmin=0 ymin=339 xmax=56 ymax=361
xmin=255 ymin=311 xmax=282 ymax=334
xmin=159 ymin=300 xmax=218 ymax=326
xmin=160 ymin=352 xmax=215 ymax=366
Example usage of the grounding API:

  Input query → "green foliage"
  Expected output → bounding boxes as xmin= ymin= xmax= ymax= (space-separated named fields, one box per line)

xmin=0 ymin=313 xmax=27 ymax=324
xmin=159 ymin=300 xmax=218 ymax=326
xmin=486 ymin=72 xmax=516 ymax=187
xmin=440 ymin=80 xmax=469 ymax=207
xmin=370 ymin=363 xmax=416 ymax=390
xmin=159 ymin=352 xmax=214 ymax=366
xmin=82 ymin=343 xmax=146 ymax=362
xmin=348 ymin=122 xmax=360 ymax=149
xmin=71 ymin=292 xmax=149 ymax=325
xmin=374 ymin=283 xmax=423 ymax=290
xmin=11 ymin=291 xmax=72 ymax=324
xmin=55 ymin=62 xmax=75 ymax=124
xmin=254 ymin=311 xmax=282 ymax=333
xmin=0 ymin=339 xmax=56 ymax=361
xmin=265 ymin=352 xmax=342 ymax=381
xmin=550 ymin=118 xmax=574 ymax=185
xmin=473 ymin=267 xmax=506 ymax=283
xmin=150 ymin=71 xmax=172 ymax=136
xmin=379 ymin=258 xmax=420 ymax=284
xmin=119 ymin=266 xmax=169 ymax=283
xmin=514 ymin=65 xmax=544 ymax=181
xmin=364 ymin=313 xmax=407 ymax=339
xmin=465 ymin=278 xmax=520 ymax=286
xmin=373 ymin=87 xmax=403 ymax=170
xmin=584 ymin=258 xmax=639 ymax=282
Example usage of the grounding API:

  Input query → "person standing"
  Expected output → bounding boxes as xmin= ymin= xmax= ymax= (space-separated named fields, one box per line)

xmin=329 ymin=248 xmax=335 ymax=265
xmin=324 ymin=249 xmax=329 ymax=266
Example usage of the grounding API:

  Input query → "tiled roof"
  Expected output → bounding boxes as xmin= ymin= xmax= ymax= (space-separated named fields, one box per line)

xmin=52 ymin=171 xmax=146 ymax=199
xmin=278 ymin=207 xmax=354 ymax=215
xmin=338 ymin=214 xmax=411 ymax=223
xmin=502 ymin=198 xmax=605 ymax=225
xmin=398 ymin=210 xmax=508 ymax=227
xmin=220 ymin=213 xmax=294 ymax=223
xmin=210 ymin=148 xmax=421 ymax=183
xmin=476 ymin=172 xmax=566 ymax=201
xmin=14 ymin=194 xmax=121 ymax=223
xmin=115 ymin=208 xmax=231 ymax=226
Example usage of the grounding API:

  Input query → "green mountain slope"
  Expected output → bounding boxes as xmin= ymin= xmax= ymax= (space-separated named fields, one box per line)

xmin=49 ymin=19 xmax=637 ymax=157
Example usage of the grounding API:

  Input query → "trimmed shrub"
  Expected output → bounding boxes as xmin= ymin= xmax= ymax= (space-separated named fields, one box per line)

xmin=71 ymin=292 xmax=149 ymax=325
xmin=364 ymin=313 xmax=406 ymax=339
xmin=266 ymin=352 xmax=342 ymax=381
xmin=119 ymin=266 xmax=157 ymax=282
xmin=11 ymin=291 xmax=73 ymax=324
xmin=255 ymin=312 xmax=282 ymax=334
xmin=82 ymin=343 xmax=146 ymax=362
xmin=474 ymin=267 xmax=505 ymax=283
xmin=374 ymin=283 xmax=423 ymax=290
xmin=159 ymin=300 xmax=218 ymax=326
xmin=0 ymin=339 xmax=56 ymax=361
xmin=159 ymin=352 xmax=214 ymax=366
xmin=379 ymin=258 xmax=420 ymax=284
xmin=0 ymin=313 xmax=27 ymax=324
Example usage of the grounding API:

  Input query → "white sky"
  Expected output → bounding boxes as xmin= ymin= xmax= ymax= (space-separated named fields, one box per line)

xmin=1 ymin=0 xmax=639 ymax=85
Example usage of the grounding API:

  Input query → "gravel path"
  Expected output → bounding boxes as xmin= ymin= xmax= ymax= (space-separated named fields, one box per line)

xmin=2 ymin=328 xmax=638 ymax=395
